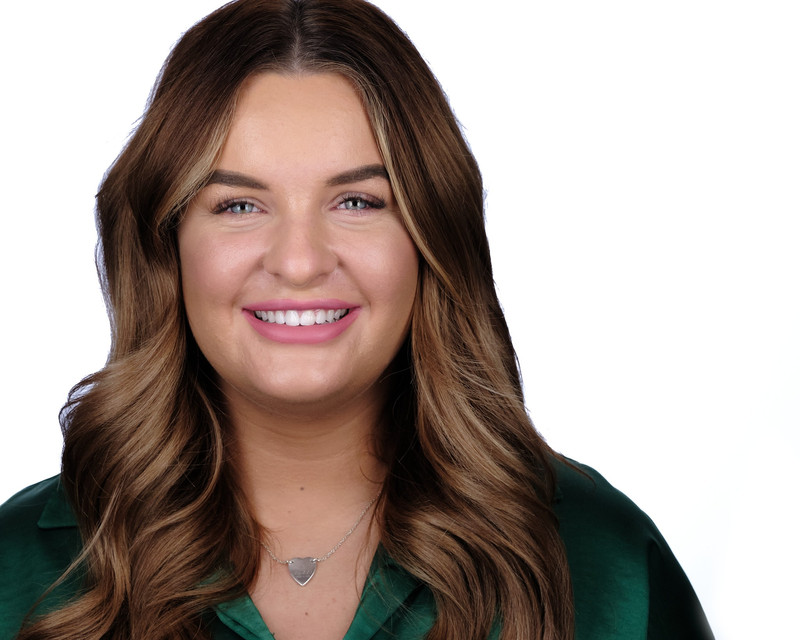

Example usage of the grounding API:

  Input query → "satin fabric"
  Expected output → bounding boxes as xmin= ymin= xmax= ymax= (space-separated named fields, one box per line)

xmin=0 ymin=461 xmax=713 ymax=639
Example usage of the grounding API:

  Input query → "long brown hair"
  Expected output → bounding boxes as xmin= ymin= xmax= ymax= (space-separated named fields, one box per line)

xmin=19 ymin=1 xmax=573 ymax=638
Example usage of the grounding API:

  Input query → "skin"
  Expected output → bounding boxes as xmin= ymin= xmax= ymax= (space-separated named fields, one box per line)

xmin=178 ymin=72 xmax=419 ymax=639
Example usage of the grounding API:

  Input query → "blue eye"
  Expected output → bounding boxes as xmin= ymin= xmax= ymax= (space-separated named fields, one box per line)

xmin=343 ymin=197 xmax=369 ymax=210
xmin=228 ymin=201 xmax=256 ymax=214
xmin=337 ymin=194 xmax=385 ymax=212
xmin=212 ymin=199 xmax=260 ymax=215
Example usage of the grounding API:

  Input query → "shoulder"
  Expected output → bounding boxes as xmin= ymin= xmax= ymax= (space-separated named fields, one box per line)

xmin=1 ymin=477 xmax=63 ymax=526
xmin=552 ymin=458 xmax=714 ymax=640
xmin=0 ymin=475 xmax=77 ymax=542
xmin=553 ymin=458 xmax=658 ymax=548
xmin=0 ymin=477 xmax=81 ymax=639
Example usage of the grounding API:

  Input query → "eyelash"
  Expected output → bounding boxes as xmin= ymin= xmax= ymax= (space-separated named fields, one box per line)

xmin=212 ymin=198 xmax=261 ymax=216
xmin=210 ymin=193 xmax=386 ymax=216
xmin=335 ymin=193 xmax=386 ymax=213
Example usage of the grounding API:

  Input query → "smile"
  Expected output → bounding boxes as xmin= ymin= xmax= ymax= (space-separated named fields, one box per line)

xmin=252 ymin=309 xmax=350 ymax=326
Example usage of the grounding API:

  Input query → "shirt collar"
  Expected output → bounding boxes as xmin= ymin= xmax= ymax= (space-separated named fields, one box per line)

xmin=215 ymin=545 xmax=428 ymax=640
xmin=37 ymin=477 xmax=78 ymax=530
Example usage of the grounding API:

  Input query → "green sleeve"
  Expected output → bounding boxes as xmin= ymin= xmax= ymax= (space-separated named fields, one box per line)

xmin=554 ymin=460 xmax=714 ymax=640
xmin=645 ymin=530 xmax=714 ymax=640
xmin=0 ymin=478 xmax=82 ymax=639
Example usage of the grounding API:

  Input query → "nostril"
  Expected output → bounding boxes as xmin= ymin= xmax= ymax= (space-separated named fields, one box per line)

xmin=261 ymin=223 xmax=338 ymax=286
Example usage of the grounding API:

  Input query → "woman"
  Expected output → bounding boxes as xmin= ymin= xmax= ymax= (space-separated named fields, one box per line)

xmin=0 ymin=1 xmax=713 ymax=639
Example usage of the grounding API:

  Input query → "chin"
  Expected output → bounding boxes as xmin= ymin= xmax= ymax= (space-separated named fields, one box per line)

xmin=239 ymin=378 xmax=366 ymax=413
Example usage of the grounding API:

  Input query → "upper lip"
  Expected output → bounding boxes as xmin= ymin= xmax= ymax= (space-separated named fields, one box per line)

xmin=244 ymin=299 xmax=356 ymax=312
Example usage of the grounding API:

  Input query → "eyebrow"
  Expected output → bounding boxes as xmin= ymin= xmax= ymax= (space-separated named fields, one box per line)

xmin=325 ymin=164 xmax=389 ymax=187
xmin=205 ymin=170 xmax=266 ymax=190
xmin=205 ymin=164 xmax=389 ymax=191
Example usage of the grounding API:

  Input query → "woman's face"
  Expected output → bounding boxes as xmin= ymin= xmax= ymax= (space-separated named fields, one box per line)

xmin=178 ymin=73 xmax=418 ymax=419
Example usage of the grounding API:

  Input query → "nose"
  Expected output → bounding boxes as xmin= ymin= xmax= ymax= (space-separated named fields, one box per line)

xmin=261 ymin=208 xmax=338 ymax=287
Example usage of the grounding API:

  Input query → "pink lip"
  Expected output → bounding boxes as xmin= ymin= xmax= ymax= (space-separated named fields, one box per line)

xmin=242 ymin=300 xmax=360 ymax=344
xmin=246 ymin=298 xmax=353 ymax=312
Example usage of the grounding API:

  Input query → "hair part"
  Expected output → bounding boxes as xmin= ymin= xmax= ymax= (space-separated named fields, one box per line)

xmin=19 ymin=2 xmax=573 ymax=639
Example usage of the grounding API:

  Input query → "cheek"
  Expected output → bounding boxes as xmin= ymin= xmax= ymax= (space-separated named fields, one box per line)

xmin=396 ymin=241 xmax=420 ymax=306
xmin=178 ymin=232 xmax=245 ymax=347
xmin=373 ymin=232 xmax=419 ymax=318
xmin=179 ymin=234 xmax=218 ymax=312
xmin=177 ymin=229 xmax=251 ymax=370
xmin=179 ymin=230 xmax=250 ymax=308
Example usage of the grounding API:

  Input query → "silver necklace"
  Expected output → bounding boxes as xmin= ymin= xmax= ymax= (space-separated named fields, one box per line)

xmin=261 ymin=495 xmax=378 ymax=586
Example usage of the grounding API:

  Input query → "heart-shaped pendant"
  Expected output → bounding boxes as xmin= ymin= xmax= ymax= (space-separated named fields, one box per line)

xmin=287 ymin=557 xmax=317 ymax=586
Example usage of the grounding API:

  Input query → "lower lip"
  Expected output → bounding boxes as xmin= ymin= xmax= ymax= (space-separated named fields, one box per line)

xmin=243 ymin=308 xmax=360 ymax=344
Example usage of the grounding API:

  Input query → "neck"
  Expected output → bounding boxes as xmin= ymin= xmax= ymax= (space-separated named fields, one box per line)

xmin=227 ymin=387 xmax=387 ymax=534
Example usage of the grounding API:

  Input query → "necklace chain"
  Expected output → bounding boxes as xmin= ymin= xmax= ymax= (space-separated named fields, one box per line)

xmin=261 ymin=495 xmax=378 ymax=565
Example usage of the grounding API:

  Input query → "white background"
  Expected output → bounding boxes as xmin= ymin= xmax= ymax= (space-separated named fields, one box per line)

xmin=1 ymin=2 xmax=798 ymax=638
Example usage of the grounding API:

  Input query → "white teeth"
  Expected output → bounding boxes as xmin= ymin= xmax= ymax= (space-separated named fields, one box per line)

xmin=299 ymin=310 xmax=316 ymax=326
xmin=253 ymin=308 xmax=350 ymax=326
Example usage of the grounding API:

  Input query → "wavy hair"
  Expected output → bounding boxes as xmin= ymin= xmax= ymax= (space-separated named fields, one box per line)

xmin=19 ymin=1 xmax=573 ymax=638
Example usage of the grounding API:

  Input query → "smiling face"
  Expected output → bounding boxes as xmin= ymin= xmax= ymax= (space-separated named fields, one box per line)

xmin=178 ymin=73 xmax=418 ymax=421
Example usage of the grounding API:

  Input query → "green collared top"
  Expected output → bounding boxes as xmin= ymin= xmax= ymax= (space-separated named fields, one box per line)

xmin=0 ymin=461 xmax=714 ymax=639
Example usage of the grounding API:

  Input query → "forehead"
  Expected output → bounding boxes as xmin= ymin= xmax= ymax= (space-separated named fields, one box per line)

xmin=235 ymin=71 xmax=365 ymax=117
xmin=218 ymin=72 xmax=381 ymax=177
